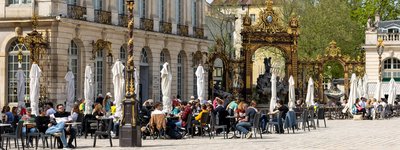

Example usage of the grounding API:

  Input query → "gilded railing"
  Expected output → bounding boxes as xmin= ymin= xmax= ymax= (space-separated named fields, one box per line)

xmin=67 ymin=4 xmax=87 ymax=20
xmin=193 ymin=27 xmax=204 ymax=38
xmin=118 ymin=14 xmax=128 ymax=27
xmin=177 ymin=24 xmax=188 ymax=36
xmin=94 ymin=10 xmax=111 ymax=24
xmin=140 ymin=18 xmax=154 ymax=31
xmin=160 ymin=22 xmax=172 ymax=34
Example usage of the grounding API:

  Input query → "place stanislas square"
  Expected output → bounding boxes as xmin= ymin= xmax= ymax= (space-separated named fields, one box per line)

xmin=1 ymin=0 xmax=400 ymax=149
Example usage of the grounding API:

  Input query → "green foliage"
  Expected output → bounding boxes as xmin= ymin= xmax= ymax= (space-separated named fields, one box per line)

xmin=323 ymin=61 xmax=344 ymax=81
xmin=296 ymin=0 xmax=364 ymax=58
xmin=349 ymin=0 xmax=400 ymax=27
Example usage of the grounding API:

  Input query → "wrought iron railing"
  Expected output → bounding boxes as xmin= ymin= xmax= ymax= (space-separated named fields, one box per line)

xmin=118 ymin=14 xmax=128 ymax=27
xmin=193 ymin=27 xmax=204 ymax=39
xmin=94 ymin=10 xmax=111 ymax=24
xmin=67 ymin=4 xmax=87 ymax=20
xmin=177 ymin=24 xmax=188 ymax=36
xmin=140 ymin=18 xmax=154 ymax=31
xmin=160 ymin=21 xmax=172 ymax=34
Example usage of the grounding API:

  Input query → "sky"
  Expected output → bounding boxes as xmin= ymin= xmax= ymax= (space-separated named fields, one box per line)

xmin=206 ymin=0 xmax=213 ymax=4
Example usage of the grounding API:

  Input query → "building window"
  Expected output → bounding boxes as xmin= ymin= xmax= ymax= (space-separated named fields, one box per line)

xmin=140 ymin=0 xmax=146 ymax=18
xmin=94 ymin=0 xmax=102 ymax=10
xmin=8 ymin=39 xmax=30 ymax=103
xmin=159 ymin=0 xmax=165 ymax=21
xmin=140 ymin=48 xmax=148 ymax=64
xmin=8 ymin=0 xmax=31 ymax=5
xmin=250 ymin=14 xmax=256 ymax=23
xmin=388 ymin=28 xmax=399 ymax=33
xmin=177 ymin=0 xmax=182 ymax=24
xmin=95 ymin=50 xmax=104 ymax=96
xmin=193 ymin=67 xmax=197 ymax=98
xmin=68 ymin=0 xmax=77 ymax=5
xmin=68 ymin=40 xmax=79 ymax=99
xmin=177 ymin=52 xmax=184 ymax=98
xmin=192 ymin=0 xmax=197 ymax=27
xmin=120 ymin=46 xmax=126 ymax=62
xmin=118 ymin=0 xmax=125 ymax=15
xmin=383 ymin=57 xmax=400 ymax=81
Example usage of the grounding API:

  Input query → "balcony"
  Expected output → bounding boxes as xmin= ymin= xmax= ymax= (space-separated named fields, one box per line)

xmin=94 ymin=10 xmax=111 ymax=24
xmin=67 ymin=4 xmax=87 ymax=20
xmin=118 ymin=14 xmax=128 ymax=27
xmin=160 ymin=22 xmax=172 ymax=34
xmin=378 ymin=33 xmax=400 ymax=45
xmin=193 ymin=27 xmax=204 ymax=39
xmin=140 ymin=18 xmax=154 ymax=31
xmin=177 ymin=24 xmax=188 ymax=37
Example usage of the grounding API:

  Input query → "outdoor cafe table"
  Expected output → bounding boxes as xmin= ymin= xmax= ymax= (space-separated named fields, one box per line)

xmin=226 ymin=116 xmax=239 ymax=139
xmin=0 ymin=123 xmax=11 ymax=150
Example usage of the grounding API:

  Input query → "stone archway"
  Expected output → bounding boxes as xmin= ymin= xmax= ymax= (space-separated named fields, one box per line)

xmin=240 ymin=1 xmax=299 ymax=99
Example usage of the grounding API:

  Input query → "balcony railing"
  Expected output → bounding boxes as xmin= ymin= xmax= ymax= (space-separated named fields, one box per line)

xmin=378 ymin=33 xmax=400 ymax=41
xmin=160 ymin=21 xmax=172 ymax=34
xmin=177 ymin=24 xmax=188 ymax=36
xmin=118 ymin=14 xmax=128 ymax=27
xmin=140 ymin=18 xmax=154 ymax=31
xmin=94 ymin=10 xmax=111 ymax=24
xmin=193 ymin=27 xmax=204 ymax=39
xmin=67 ymin=4 xmax=87 ymax=20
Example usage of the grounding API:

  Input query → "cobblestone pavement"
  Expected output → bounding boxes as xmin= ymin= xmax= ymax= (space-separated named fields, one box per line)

xmin=69 ymin=118 xmax=400 ymax=150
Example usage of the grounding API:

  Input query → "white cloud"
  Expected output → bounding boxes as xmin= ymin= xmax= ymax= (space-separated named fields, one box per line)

xmin=206 ymin=0 xmax=214 ymax=4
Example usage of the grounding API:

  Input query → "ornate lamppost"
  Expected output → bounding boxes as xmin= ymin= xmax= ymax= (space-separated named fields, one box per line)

xmin=119 ymin=0 xmax=142 ymax=147
xmin=377 ymin=37 xmax=384 ymax=81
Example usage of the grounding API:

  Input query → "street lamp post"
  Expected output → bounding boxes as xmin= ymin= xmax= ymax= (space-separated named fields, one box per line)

xmin=377 ymin=37 xmax=384 ymax=81
xmin=119 ymin=0 xmax=142 ymax=147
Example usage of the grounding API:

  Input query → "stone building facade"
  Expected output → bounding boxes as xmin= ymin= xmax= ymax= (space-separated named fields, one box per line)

xmin=364 ymin=16 xmax=400 ymax=96
xmin=0 ymin=0 xmax=211 ymax=107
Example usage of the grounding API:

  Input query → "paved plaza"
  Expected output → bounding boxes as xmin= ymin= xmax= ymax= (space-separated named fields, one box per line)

xmin=72 ymin=118 xmax=400 ymax=150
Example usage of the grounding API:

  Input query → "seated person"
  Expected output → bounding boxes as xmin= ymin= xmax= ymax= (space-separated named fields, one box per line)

xmin=235 ymin=102 xmax=257 ymax=139
xmin=213 ymin=99 xmax=229 ymax=134
xmin=50 ymin=104 xmax=76 ymax=149
xmin=149 ymin=103 xmax=166 ymax=135
xmin=354 ymin=98 xmax=366 ymax=117
xmin=20 ymin=107 xmax=37 ymax=136
xmin=92 ymin=104 xmax=105 ymax=118
xmin=36 ymin=108 xmax=50 ymax=133
xmin=180 ymin=102 xmax=193 ymax=133
xmin=194 ymin=105 xmax=209 ymax=125
xmin=268 ymin=100 xmax=288 ymax=134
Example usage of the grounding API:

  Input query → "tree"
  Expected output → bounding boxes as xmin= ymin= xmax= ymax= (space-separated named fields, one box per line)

xmin=349 ymin=0 xmax=400 ymax=27
xmin=292 ymin=0 xmax=365 ymax=58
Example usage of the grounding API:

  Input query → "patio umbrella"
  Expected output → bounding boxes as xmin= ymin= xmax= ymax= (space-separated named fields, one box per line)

xmin=288 ymin=75 xmax=296 ymax=110
xmin=196 ymin=64 xmax=205 ymax=101
xmin=134 ymin=67 xmax=139 ymax=100
xmin=305 ymin=77 xmax=315 ymax=107
xmin=388 ymin=78 xmax=396 ymax=105
xmin=373 ymin=80 xmax=384 ymax=101
xmin=363 ymin=74 xmax=369 ymax=99
xmin=84 ymin=65 xmax=94 ymax=115
xmin=16 ymin=69 xmax=26 ymax=108
xmin=348 ymin=73 xmax=358 ymax=109
xmin=65 ymin=71 xmax=75 ymax=112
xmin=269 ymin=73 xmax=277 ymax=112
xmin=161 ymin=62 xmax=172 ymax=114
xmin=112 ymin=60 xmax=125 ymax=118
xmin=29 ymin=63 xmax=41 ymax=116
xmin=357 ymin=78 xmax=363 ymax=99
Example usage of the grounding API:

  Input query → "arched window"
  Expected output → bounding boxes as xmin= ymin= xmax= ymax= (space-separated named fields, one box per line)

xmin=177 ymin=52 xmax=184 ymax=98
xmin=383 ymin=57 xmax=400 ymax=81
xmin=118 ymin=0 xmax=125 ymax=15
xmin=140 ymin=48 xmax=148 ymax=64
xmin=95 ymin=49 xmax=104 ymax=96
xmin=120 ymin=46 xmax=126 ymax=63
xmin=8 ymin=39 xmax=30 ymax=103
xmin=68 ymin=40 xmax=79 ymax=99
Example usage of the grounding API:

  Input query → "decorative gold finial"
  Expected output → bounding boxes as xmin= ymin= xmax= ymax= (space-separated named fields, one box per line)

xmin=266 ymin=0 xmax=273 ymax=10
xmin=32 ymin=15 xmax=38 ymax=30
xmin=377 ymin=37 xmax=384 ymax=47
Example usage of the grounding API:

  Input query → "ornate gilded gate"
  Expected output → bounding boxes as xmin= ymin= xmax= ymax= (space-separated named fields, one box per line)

xmin=241 ymin=1 xmax=299 ymax=99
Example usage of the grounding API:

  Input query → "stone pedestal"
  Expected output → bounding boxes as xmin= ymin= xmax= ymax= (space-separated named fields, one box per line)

xmin=119 ymin=98 xmax=142 ymax=147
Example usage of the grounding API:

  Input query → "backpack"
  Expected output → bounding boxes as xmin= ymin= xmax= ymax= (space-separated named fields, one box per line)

xmin=166 ymin=127 xmax=183 ymax=139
